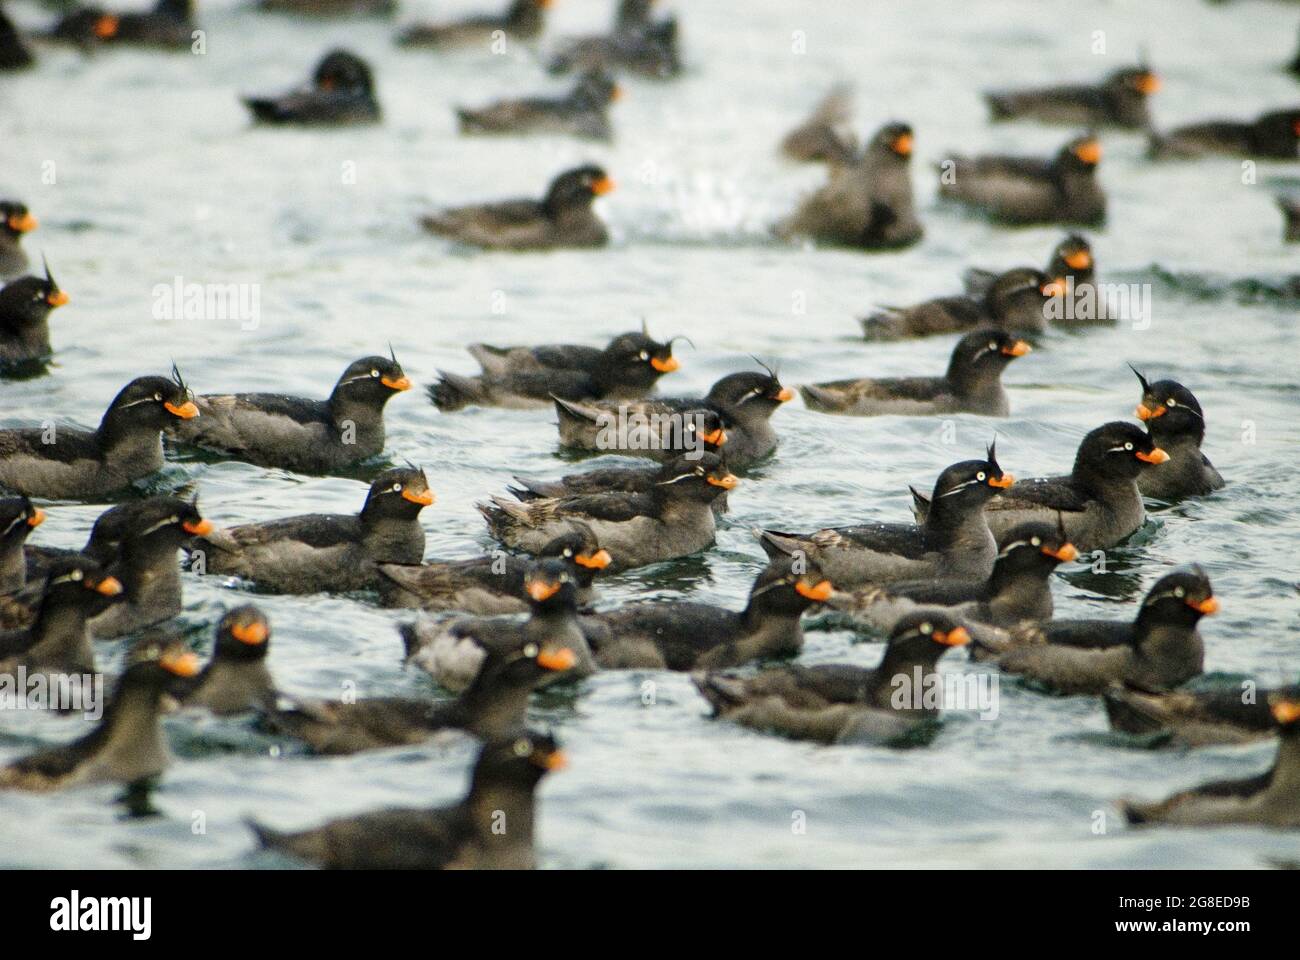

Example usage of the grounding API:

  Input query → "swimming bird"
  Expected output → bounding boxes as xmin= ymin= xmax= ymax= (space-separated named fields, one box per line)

xmin=176 ymin=605 xmax=277 ymax=716
xmin=376 ymin=526 xmax=609 ymax=615
xmin=457 ymin=70 xmax=620 ymax=140
xmin=479 ymin=453 xmax=734 ymax=572
xmin=1120 ymin=694 xmax=1300 ymax=828
xmin=403 ymin=558 xmax=593 ymax=692
xmin=190 ymin=467 xmax=431 ymax=594
xmin=396 ymin=0 xmax=550 ymax=49
xmin=694 ymin=611 xmax=971 ymax=745
xmin=0 ymin=639 xmax=199 ymax=792
xmin=420 ymin=165 xmax=614 ymax=251
xmin=776 ymin=121 xmax=922 ymax=249
xmin=985 ymin=64 xmax=1159 ymax=129
xmin=938 ymin=134 xmax=1105 ymax=226
xmin=166 ymin=353 xmax=410 ymax=474
xmin=552 ymin=366 xmax=790 ymax=467
xmin=976 ymin=566 xmax=1216 ymax=695
xmin=800 ymin=329 xmax=1031 ymax=417
xmin=0 ymin=201 xmax=37 ymax=279
xmin=758 ymin=446 xmax=1012 ymax=589
xmin=0 ymin=369 xmax=197 ymax=500
xmin=242 ymin=49 xmax=380 ymax=126
xmin=429 ymin=327 xmax=679 ymax=410
xmin=579 ymin=556 xmax=833 ymax=670
xmin=248 ymin=730 xmax=565 ymax=868
xmin=832 ymin=520 xmax=1076 ymax=634
xmin=1129 ymin=366 xmax=1223 ymax=499
xmin=912 ymin=421 xmax=1168 ymax=551
xmin=861 ymin=268 xmax=1063 ymax=340
xmin=0 ymin=258 xmax=68 ymax=374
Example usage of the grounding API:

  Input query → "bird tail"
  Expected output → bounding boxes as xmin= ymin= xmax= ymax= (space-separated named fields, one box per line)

xmin=427 ymin=371 xmax=484 ymax=412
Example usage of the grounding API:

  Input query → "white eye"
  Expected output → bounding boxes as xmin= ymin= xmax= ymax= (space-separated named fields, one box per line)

xmin=562 ymin=547 xmax=573 ymax=557
xmin=392 ymin=483 xmax=402 ymax=492
xmin=32 ymin=291 xmax=42 ymax=301
xmin=1174 ymin=586 xmax=1185 ymax=598
xmin=694 ymin=467 xmax=704 ymax=476
xmin=370 ymin=369 xmax=380 ymax=378
xmin=919 ymin=622 xmax=932 ymax=634
xmin=1166 ymin=398 xmax=1177 ymax=407
xmin=513 ymin=738 xmax=532 ymax=757
xmin=154 ymin=392 xmax=162 ymax=401
xmin=976 ymin=472 xmax=986 ymax=481
xmin=70 ymin=569 xmax=83 ymax=581
xmin=639 ymin=351 xmax=649 ymax=361
xmin=1031 ymin=536 xmax=1041 ymax=546
xmin=170 ymin=516 xmax=179 ymax=525
xmin=987 ymin=341 xmax=997 ymax=351
xmin=1124 ymin=442 xmax=1134 ymax=451
xmin=523 ymin=643 xmax=539 ymax=657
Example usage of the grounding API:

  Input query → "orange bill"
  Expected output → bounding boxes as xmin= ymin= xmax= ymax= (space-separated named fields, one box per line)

xmin=402 ymin=488 xmax=435 ymax=506
xmin=892 ymin=133 xmax=913 ymax=156
xmin=93 ymin=575 xmax=124 ymax=597
xmin=795 ymin=579 xmax=833 ymax=602
xmin=1043 ymin=543 xmax=1078 ymax=562
xmin=231 ymin=621 xmax=269 ymax=645
xmin=27 ymin=508 xmax=45 ymax=528
xmin=1073 ymin=139 xmax=1102 ymax=165
xmin=165 ymin=399 xmax=199 ymax=419
xmin=543 ymin=749 xmax=568 ymax=771
xmin=575 ymin=548 xmax=612 ymax=570
xmin=1135 ymin=73 xmax=1161 ymax=95
xmin=1135 ymin=403 xmax=1165 ymax=420
xmin=775 ymin=387 xmax=794 ymax=402
xmin=1002 ymin=340 xmax=1031 ymax=357
xmin=707 ymin=473 xmax=739 ymax=490
xmin=1063 ymin=249 xmax=1092 ymax=270
xmin=182 ymin=518 xmax=213 ymax=536
xmin=1190 ymin=596 xmax=1219 ymax=615
xmin=988 ymin=473 xmax=1015 ymax=488
xmin=935 ymin=626 xmax=971 ymax=647
xmin=527 ymin=579 xmax=562 ymax=602
xmin=161 ymin=649 xmax=202 ymax=677
xmin=8 ymin=212 xmax=37 ymax=233
xmin=381 ymin=375 xmax=411 ymax=391
xmin=592 ymin=176 xmax=616 ymax=196
xmin=536 ymin=648 xmax=576 ymax=671
xmin=650 ymin=355 xmax=679 ymax=373
xmin=47 ymin=289 xmax=70 ymax=307
xmin=1272 ymin=700 xmax=1300 ymax=725
xmin=1136 ymin=447 xmax=1169 ymax=464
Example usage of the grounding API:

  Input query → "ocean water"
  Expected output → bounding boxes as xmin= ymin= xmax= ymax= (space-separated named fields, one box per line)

xmin=0 ymin=0 xmax=1298 ymax=868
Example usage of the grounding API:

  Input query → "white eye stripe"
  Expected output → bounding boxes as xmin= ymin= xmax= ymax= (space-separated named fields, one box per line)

xmin=0 ymin=514 xmax=25 ymax=537
xmin=937 ymin=477 xmax=982 ymax=498
xmin=140 ymin=516 xmax=182 ymax=537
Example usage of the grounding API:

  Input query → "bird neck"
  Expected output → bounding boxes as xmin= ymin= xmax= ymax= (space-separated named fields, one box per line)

xmin=0 ymin=537 xmax=26 ymax=594
xmin=26 ymin=599 xmax=95 ymax=672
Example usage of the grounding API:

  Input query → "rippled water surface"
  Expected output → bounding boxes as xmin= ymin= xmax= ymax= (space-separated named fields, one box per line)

xmin=1 ymin=0 xmax=1299 ymax=868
